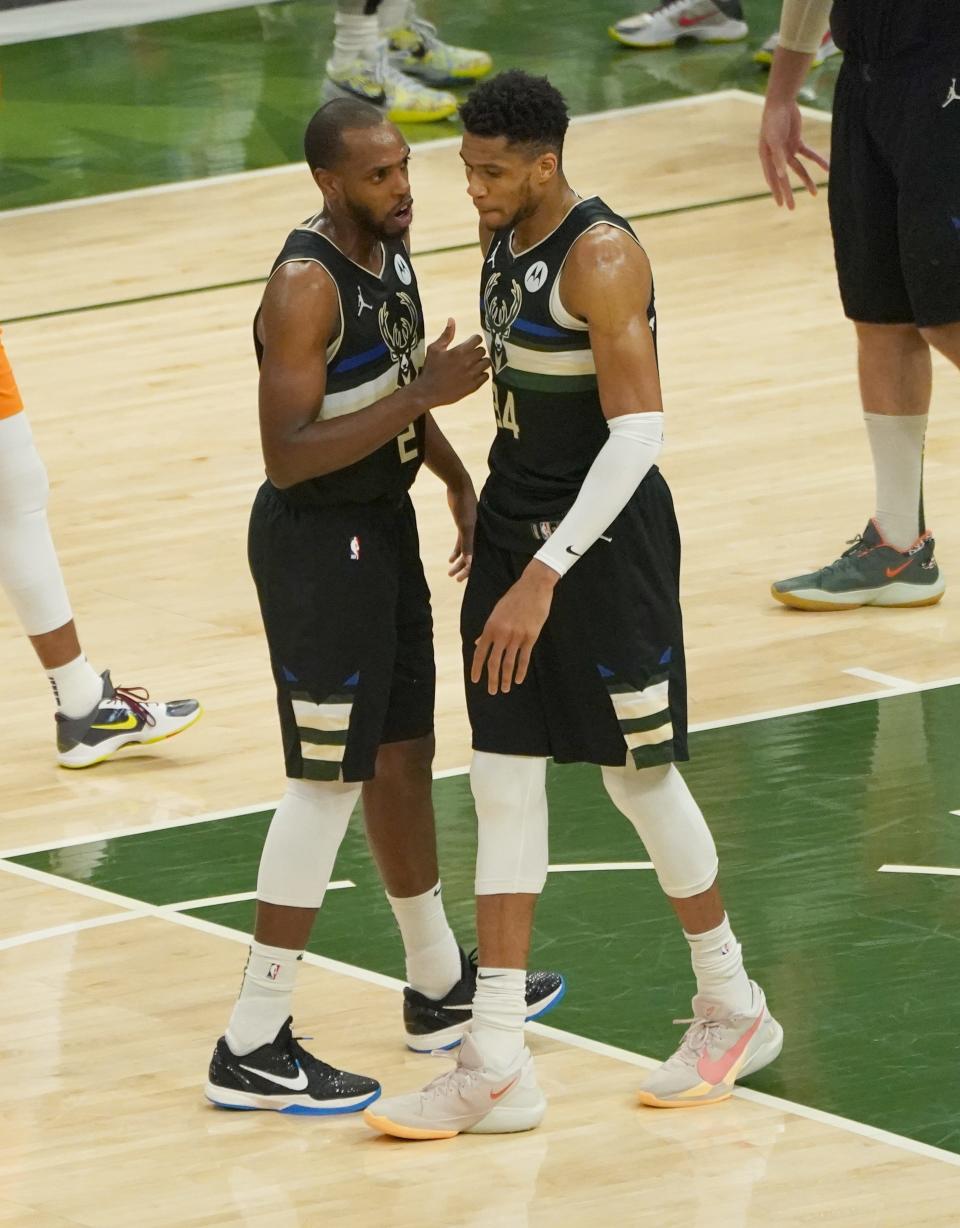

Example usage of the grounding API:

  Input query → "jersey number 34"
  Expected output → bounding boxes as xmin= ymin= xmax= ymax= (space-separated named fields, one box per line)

xmin=493 ymin=387 xmax=519 ymax=438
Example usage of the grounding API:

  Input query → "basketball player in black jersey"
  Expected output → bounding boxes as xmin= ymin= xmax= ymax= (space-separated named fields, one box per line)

xmin=366 ymin=71 xmax=781 ymax=1140
xmin=760 ymin=0 xmax=960 ymax=610
xmin=205 ymin=98 xmax=563 ymax=1116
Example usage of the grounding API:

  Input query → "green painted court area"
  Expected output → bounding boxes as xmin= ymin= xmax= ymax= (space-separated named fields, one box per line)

xmin=15 ymin=685 xmax=960 ymax=1154
xmin=0 ymin=0 xmax=840 ymax=210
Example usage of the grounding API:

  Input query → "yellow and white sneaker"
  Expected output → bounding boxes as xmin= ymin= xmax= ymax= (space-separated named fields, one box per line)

xmin=56 ymin=670 xmax=201 ymax=769
xmin=386 ymin=12 xmax=491 ymax=86
xmin=638 ymin=982 xmax=782 ymax=1108
xmin=363 ymin=1034 xmax=545 ymax=1140
xmin=323 ymin=47 xmax=456 ymax=123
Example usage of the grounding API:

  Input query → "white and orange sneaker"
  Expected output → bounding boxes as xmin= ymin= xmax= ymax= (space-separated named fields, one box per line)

xmin=638 ymin=982 xmax=782 ymax=1108
xmin=363 ymin=1033 xmax=545 ymax=1139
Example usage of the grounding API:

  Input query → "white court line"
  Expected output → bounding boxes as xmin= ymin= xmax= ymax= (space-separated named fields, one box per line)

xmin=4 ymin=670 xmax=960 ymax=862
xmin=548 ymin=862 xmax=653 ymax=874
xmin=0 ymin=910 xmax=146 ymax=951
xmin=0 ymin=89 xmax=787 ymax=221
xmin=844 ymin=667 xmax=917 ymax=690
xmin=879 ymin=865 xmax=960 ymax=879
xmin=0 ymin=0 xmax=286 ymax=46
xmin=161 ymin=881 xmax=354 ymax=912
xmin=2 ymin=854 xmax=957 ymax=1171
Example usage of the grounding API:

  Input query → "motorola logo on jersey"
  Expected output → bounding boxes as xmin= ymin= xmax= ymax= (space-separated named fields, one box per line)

xmin=394 ymin=252 xmax=413 ymax=285
xmin=378 ymin=291 xmax=420 ymax=386
xmin=483 ymin=271 xmax=523 ymax=374
xmin=524 ymin=261 xmax=548 ymax=292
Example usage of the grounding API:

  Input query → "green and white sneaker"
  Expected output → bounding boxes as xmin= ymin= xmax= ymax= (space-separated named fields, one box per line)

xmin=638 ymin=982 xmax=782 ymax=1108
xmin=56 ymin=670 xmax=202 ymax=769
xmin=385 ymin=10 xmax=492 ymax=85
xmin=771 ymin=520 xmax=946 ymax=611
xmin=323 ymin=46 xmax=456 ymax=123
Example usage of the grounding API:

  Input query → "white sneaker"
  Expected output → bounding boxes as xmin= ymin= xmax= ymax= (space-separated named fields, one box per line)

xmin=754 ymin=27 xmax=840 ymax=68
xmin=56 ymin=670 xmax=201 ymax=769
xmin=610 ymin=0 xmax=748 ymax=49
xmin=363 ymin=1033 xmax=545 ymax=1139
xmin=638 ymin=982 xmax=783 ymax=1108
xmin=323 ymin=45 xmax=456 ymax=124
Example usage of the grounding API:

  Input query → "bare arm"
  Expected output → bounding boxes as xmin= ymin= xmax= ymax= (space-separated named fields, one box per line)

xmin=258 ymin=263 xmax=489 ymax=489
xmin=424 ymin=413 xmax=477 ymax=582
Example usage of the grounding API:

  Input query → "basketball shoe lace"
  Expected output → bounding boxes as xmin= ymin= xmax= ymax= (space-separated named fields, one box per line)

xmin=110 ymin=684 xmax=156 ymax=728
xmin=668 ymin=1015 xmax=724 ymax=1067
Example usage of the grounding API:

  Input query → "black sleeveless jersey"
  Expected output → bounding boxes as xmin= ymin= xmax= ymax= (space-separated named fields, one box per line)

xmin=254 ymin=215 xmax=426 ymax=507
xmin=831 ymin=0 xmax=960 ymax=60
xmin=478 ymin=196 xmax=655 ymax=523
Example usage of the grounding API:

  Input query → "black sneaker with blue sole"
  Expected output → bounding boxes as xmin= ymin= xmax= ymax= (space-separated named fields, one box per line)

xmin=205 ymin=1018 xmax=381 ymax=1114
xmin=403 ymin=947 xmax=567 ymax=1052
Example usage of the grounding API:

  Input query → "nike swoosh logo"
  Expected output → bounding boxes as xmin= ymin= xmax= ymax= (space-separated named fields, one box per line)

xmin=490 ymin=1074 xmax=520 ymax=1101
xmin=565 ymin=546 xmax=582 ymax=557
xmin=91 ymin=713 xmax=139 ymax=732
xmin=696 ymin=1010 xmax=765 ymax=1085
xmin=239 ymin=1061 xmax=308 ymax=1092
xmin=477 ymin=973 xmax=504 ymax=980
xmin=433 ymin=885 xmax=442 ymax=896
xmin=885 ymin=560 xmax=913 ymax=578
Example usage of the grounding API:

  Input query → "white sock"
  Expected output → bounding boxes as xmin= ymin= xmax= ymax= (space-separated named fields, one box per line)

xmin=470 ymin=967 xmax=526 ymax=1071
xmin=377 ymin=0 xmax=412 ymax=31
xmin=864 ymin=412 xmax=927 ymax=550
xmin=685 ymin=915 xmax=753 ymax=1015
xmin=48 ymin=654 xmax=103 ymax=718
xmin=225 ymin=941 xmax=302 ymax=1056
xmin=330 ymin=12 xmax=380 ymax=69
xmin=386 ymin=881 xmax=461 ymax=1000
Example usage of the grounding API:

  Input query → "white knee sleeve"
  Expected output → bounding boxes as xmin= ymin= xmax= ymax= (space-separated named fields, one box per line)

xmin=471 ymin=751 xmax=549 ymax=895
xmin=601 ymin=761 xmax=718 ymax=899
xmin=256 ymin=777 xmax=361 ymax=909
xmin=0 ymin=413 xmax=71 ymax=635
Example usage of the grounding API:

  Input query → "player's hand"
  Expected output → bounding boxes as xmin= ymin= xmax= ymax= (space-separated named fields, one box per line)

xmin=471 ymin=561 xmax=558 ymax=695
xmin=446 ymin=476 xmax=477 ymax=582
xmin=418 ymin=318 xmax=490 ymax=408
xmin=759 ymin=100 xmax=829 ymax=209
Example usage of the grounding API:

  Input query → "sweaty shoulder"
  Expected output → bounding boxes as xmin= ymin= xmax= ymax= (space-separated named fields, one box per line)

xmin=259 ymin=259 xmax=339 ymax=345
xmin=562 ymin=224 xmax=651 ymax=322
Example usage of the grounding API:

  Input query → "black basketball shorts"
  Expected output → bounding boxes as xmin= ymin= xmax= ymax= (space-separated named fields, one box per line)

xmin=249 ymin=483 xmax=435 ymax=782
xmin=829 ymin=53 xmax=960 ymax=328
xmin=462 ymin=469 xmax=689 ymax=769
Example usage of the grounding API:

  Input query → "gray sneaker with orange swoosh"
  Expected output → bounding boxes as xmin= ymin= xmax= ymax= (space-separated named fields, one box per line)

xmin=638 ymin=982 xmax=782 ymax=1108
xmin=363 ymin=1033 xmax=545 ymax=1139
xmin=771 ymin=520 xmax=945 ymax=611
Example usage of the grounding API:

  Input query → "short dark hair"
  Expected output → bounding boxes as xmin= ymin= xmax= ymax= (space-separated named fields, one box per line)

xmin=459 ymin=70 xmax=569 ymax=157
xmin=303 ymin=98 xmax=385 ymax=171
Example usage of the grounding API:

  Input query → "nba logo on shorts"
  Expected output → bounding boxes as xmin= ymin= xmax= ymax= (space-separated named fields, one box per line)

xmin=350 ymin=535 xmax=361 ymax=560
xmin=266 ymin=962 xmax=281 ymax=981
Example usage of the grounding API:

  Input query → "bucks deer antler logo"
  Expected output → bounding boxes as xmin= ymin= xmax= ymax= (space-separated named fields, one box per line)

xmin=483 ymin=272 xmax=522 ymax=374
xmin=379 ymin=292 xmax=420 ymax=387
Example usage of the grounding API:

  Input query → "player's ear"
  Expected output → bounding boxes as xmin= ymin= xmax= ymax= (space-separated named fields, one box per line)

xmin=537 ymin=151 xmax=558 ymax=185
xmin=313 ymin=166 xmax=340 ymax=204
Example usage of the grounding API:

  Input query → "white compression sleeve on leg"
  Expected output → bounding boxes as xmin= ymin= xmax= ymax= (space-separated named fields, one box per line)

xmin=601 ymin=762 xmax=718 ymax=899
xmin=0 ymin=413 xmax=72 ymax=635
xmin=471 ymin=751 xmax=549 ymax=895
xmin=533 ymin=412 xmax=663 ymax=578
xmin=256 ymin=777 xmax=361 ymax=909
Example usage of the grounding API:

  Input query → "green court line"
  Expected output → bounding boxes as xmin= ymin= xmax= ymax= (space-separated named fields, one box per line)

xmin=3 ymin=184 xmax=827 ymax=327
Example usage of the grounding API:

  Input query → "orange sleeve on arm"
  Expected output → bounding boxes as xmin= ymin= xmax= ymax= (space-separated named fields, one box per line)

xmin=0 ymin=330 xmax=25 ymax=419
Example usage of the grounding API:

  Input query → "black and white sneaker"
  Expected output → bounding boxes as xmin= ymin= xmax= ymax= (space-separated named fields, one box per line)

xmin=403 ymin=947 xmax=567 ymax=1052
xmin=56 ymin=670 xmax=201 ymax=769
xmin=205 ymin=1018 xmax=381 ymax=1114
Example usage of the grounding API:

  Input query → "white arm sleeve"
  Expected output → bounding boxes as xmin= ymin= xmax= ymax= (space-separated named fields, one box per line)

xmin=533 ymin=411 xmax=663 ymax=578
